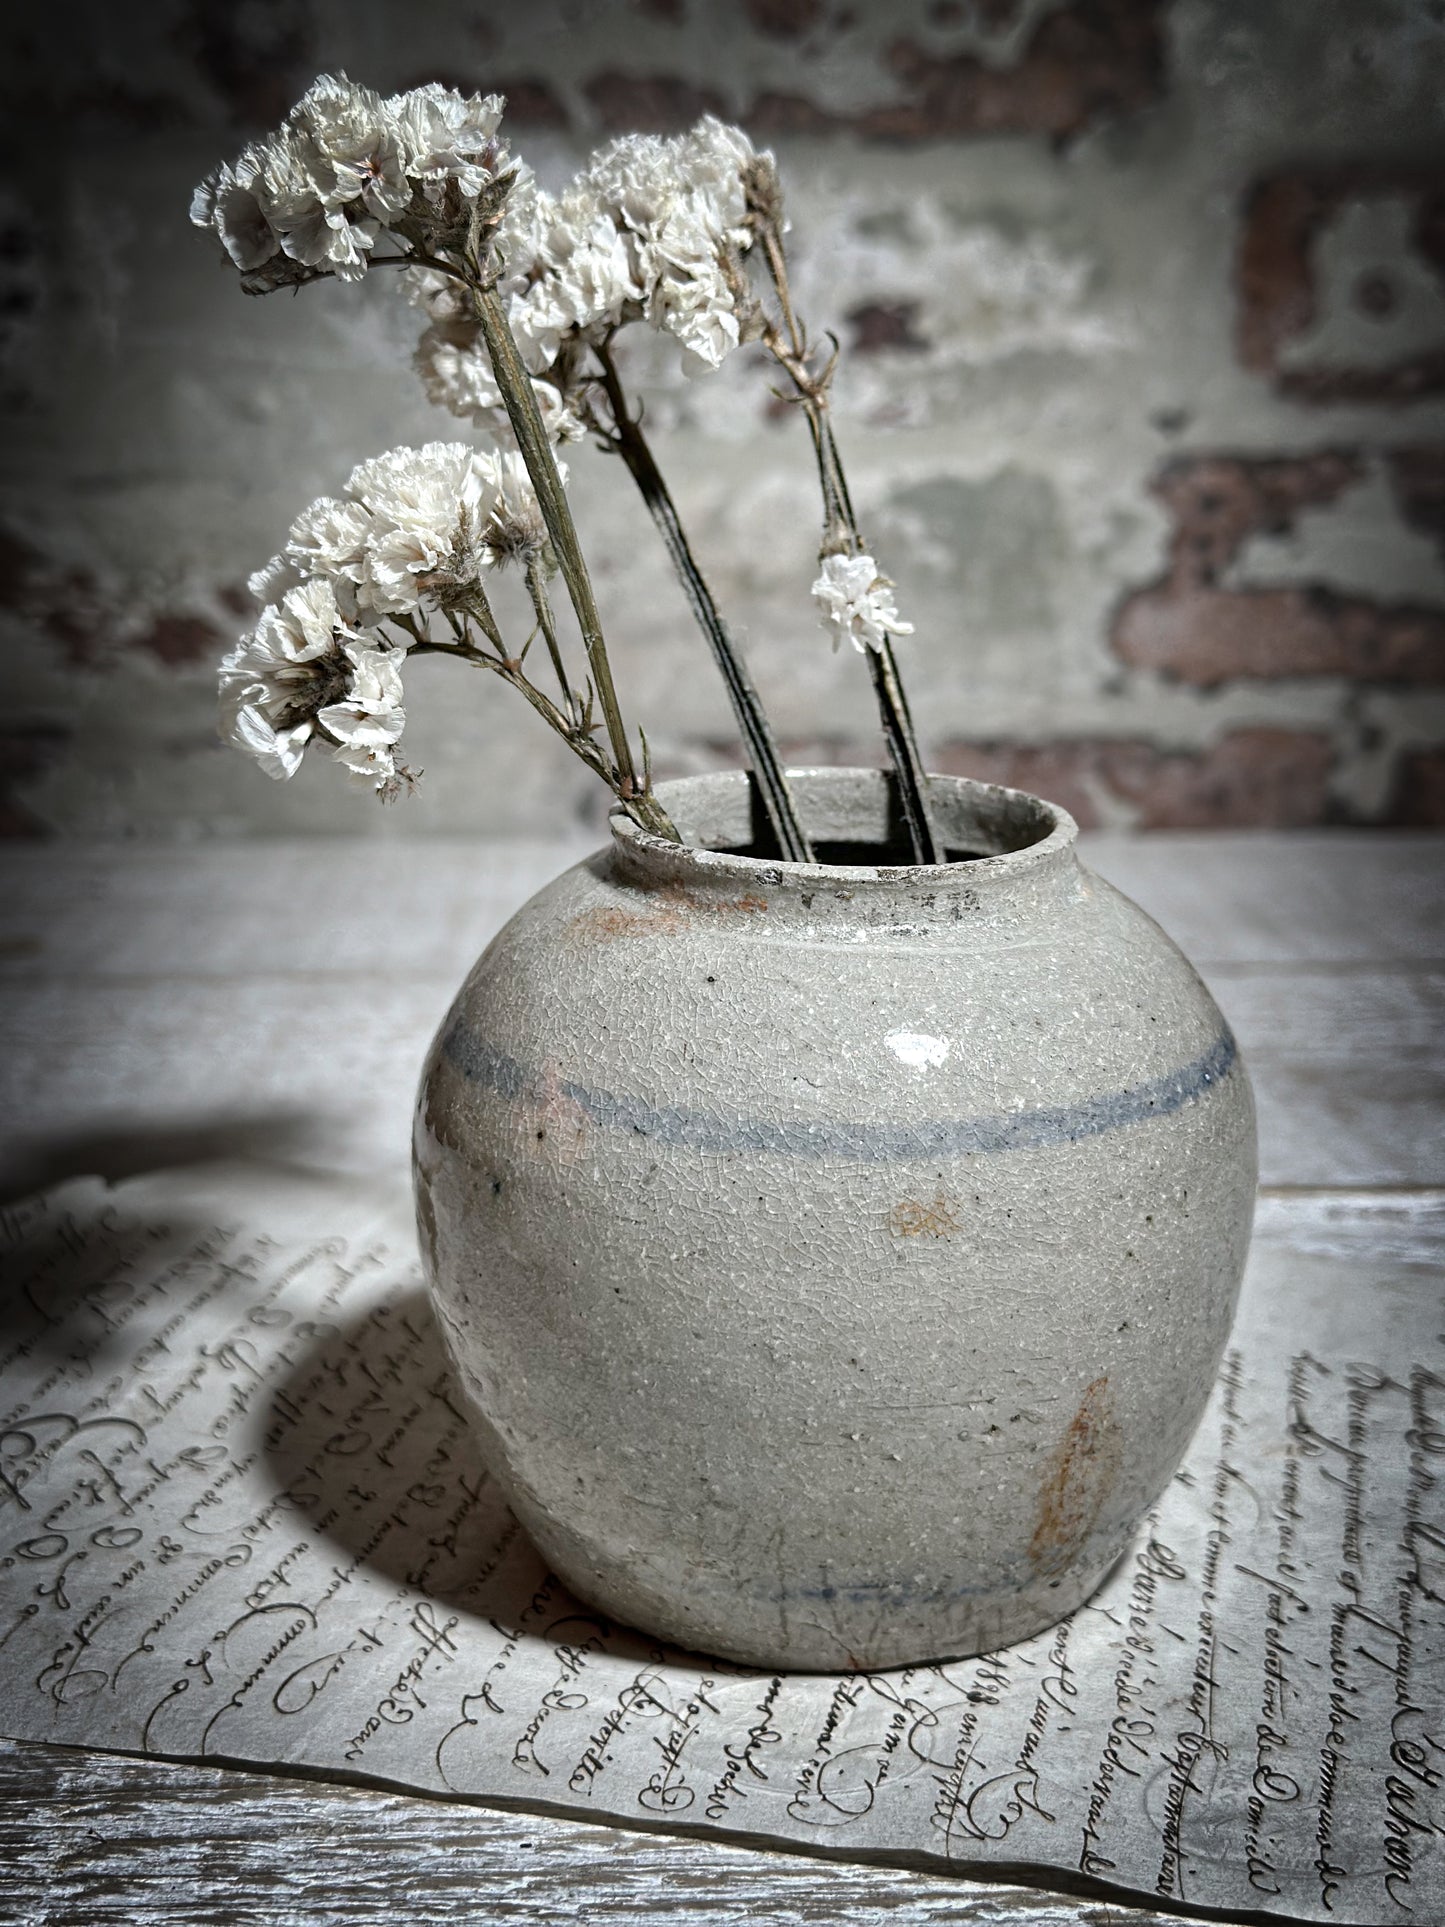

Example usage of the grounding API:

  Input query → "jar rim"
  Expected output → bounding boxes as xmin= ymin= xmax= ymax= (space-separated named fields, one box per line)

xmin=609 ymin=767 xmax=1079 ymax=892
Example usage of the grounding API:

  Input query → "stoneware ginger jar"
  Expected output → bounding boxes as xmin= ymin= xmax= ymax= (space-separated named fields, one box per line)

xmin=414 ymin=769 xmax=1256 ymax=1671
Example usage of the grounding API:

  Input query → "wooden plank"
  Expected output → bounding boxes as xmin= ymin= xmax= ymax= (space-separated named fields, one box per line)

xmin=0 ymin=839 xmax=595 ymax=983
xmin=1082 ymin=831 xmax=1445 ymax=966
xmin=2 ymin=834 xmax=1441 ymax=982
xmin=0 ymin=1737 xmax=1241 ymax=1925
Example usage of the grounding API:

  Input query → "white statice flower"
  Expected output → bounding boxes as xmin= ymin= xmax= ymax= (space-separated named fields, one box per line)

xmin=485 ymin=449 xmax=551 ymax=567
xmin=349 ymin=438 xmax=561 ymax=604
xmin=251 ymin=440 xmax=559 ymax=634
xmin=346 ymin=439 xmax=494 ymax=531
xmin=296 ymin=73 xmax=411 ymax=221
xmin=189 ymin=146 xmax=279 ymax=273
xmin=645 ymin=197 xmax=743 ymax=370
xmin=191 ymin=73 xmax=518 ymax=289
xmin=345 ymin=440 xmax=499 ymax=614
xmin=317 ymin=639 xmax=407 ymax=776
xmin=389 ymin=83 xmax=506 ymax=202
xmin=218 ymin=576 xmax=410 ymax=791
xmin=247 ymin=551 xmax=306 ymax=606
xmin=284 ymin=496 xmax=374 ymax=583
xmin=219 ymin=576 xmax=348 ymax=777
xmin=408 ymin=116 xmax=766 ymax=440
xmin=220 ymin=437 xmax=558 ymax=794
xmin=811 ymin=553 xmax=915 ymax=655
xmin=415 ymin=314 xmax=505 ymax=419
xmin=414 ymin=313 xmax=588 ymax=444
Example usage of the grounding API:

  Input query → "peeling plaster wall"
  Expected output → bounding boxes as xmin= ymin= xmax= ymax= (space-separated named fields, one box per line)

xmin=2 ymin=0 xmax=1443 ymax=838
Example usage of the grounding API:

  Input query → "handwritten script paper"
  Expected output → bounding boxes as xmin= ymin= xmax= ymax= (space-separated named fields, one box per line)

xmin=1 ymin=1168 xmax=1440 ymax=1922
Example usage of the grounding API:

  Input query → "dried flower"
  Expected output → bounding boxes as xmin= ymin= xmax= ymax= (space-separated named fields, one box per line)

xmin=390 ymin=83 xmax=507 ymax=202
xmin=195 ymin=75 xmax=684 ymax=840
xmin=218 ymin=438 xmax=559 ymax=793
xmin=811 ymin=553 xmax=915 ymax=655
xmin=218 ymin=578 xmax=409 ymax=789
xmin=342 ymin=439 xmax=558 ymax=613
xmin=190 ymin=73 xmax=516 ymax=291
xmin=196 ymin=76 xmax=934 ymax=848
xmin=410 ymin=117 xmax=768 ymax=442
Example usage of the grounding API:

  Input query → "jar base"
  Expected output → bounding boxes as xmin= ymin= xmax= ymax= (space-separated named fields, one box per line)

xmin=509 ymin=1483 xmax=1127 ymax=1673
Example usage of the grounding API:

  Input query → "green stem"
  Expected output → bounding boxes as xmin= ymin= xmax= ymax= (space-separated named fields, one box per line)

xmin=525 ymin=555 xmax=573 ymax=710
xmin=413 ymin=637 xmax=616 ymax=796
xmin=467 ymin=281 xmax=677 ymax=843
xmin=592 ymin=341 xmax=813 ymax=865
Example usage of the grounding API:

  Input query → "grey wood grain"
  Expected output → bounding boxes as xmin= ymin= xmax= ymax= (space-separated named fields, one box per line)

xmin=2 ymin=833 xmax=1440 ymax=982
xmin=0 ymin=1737 xmax=1237 ymax=1926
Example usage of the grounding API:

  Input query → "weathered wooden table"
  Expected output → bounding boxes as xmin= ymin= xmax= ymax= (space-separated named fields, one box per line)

xmin=2 ymin=831 xmax=1440 ymax=1925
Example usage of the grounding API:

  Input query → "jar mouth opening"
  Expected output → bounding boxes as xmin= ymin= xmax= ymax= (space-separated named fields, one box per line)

xmin=610 ymin=768 xmax=1077 ymax=885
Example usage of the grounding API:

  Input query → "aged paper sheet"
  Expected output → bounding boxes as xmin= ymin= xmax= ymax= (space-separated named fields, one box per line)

xmin=1 ymin=1168 xmax=1439 ymax=1922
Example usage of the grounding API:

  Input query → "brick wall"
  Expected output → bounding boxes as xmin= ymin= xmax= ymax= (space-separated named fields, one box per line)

xmin=1 ymin=0 xmax=1443 ymax=836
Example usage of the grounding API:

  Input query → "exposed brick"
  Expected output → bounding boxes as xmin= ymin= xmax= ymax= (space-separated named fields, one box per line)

xmin=1112 ymin=452 xmax=1445 ymax=686
xmin=0 ymin=726 xmax=69 ymax=837
xmin=847 ymin=300 xmax=930 ymax=354
xmin=487 ymin=78 xmax=570 ymax=128
xmin=742 ymin=0 xmax=824 ymax=36
xmin=751 ymin=0 xmax=1164 ymax=143
xmin=1384 ymin=748 xmax=1445 ymax=826
xmin=1149 ymin=451 xmax=1364 ymax=584
xmin=1116 ymin=585 xmax=1445 ymax=684
xmin=1386 ymin=444 xmax=1445 ymax=551
xmin=0 ymin=528 xmax=110 ymax=666
xmin=1107 ymin=730 xmax=1336 ymax=828
xmin=931 ymin=739 xmax=1116 ymax=826
xmin=136 ymin=614 xmax=228 ymax=666
xmin=1276 ymin=351 xmax=1445 ymax=408
xmin=866 ymin=0 xmax=1166 ymax=144
xmin=0 ymin=525 xmax=232 ymax=668
xmin=1235 ymin=170 xmax=1445 ymax=403
xmin=932 ymin=730 xmax=1336 ymax=828
xmin=584 ymin=72 xmax=727 ymax=132
xmin=1236 ymin=175 xmax=1330 ymax=377
xmin=748 ymin=92 xmax=843 ymax=135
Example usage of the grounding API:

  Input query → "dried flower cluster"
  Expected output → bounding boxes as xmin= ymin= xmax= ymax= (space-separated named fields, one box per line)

xmin=411 ymin=118 xmax=764 ymax=444
xmin=221 ymin=441 xmax=553 ymax=794
xmin=191 ymin=75 xmax=515 ymax=288
xmin=811 ymin=553 xmax=915 ymax=656
xmin=195 ymin=73 xmax=938 ymax=860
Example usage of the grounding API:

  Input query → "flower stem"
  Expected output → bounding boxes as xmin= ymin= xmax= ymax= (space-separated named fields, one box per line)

xmin=592 ymin=340 xmax=814 ymax=865
xmin=467 ymin=279 xmax=678 ymax=843
xmin=524 ymin=555 xmax=573 ymax=709
xmin=414 ymin=636 xmax=618 ymax=799
xmin=756 ymin=222 xmax=944 ymax=866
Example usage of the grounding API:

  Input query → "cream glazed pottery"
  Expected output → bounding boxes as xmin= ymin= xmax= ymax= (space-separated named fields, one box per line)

xmin=413 ymin=769 xmax=1257 ymax=1670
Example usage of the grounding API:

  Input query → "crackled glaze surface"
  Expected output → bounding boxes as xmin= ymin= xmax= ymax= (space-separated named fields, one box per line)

xmin=413 ymin=771 xmax=1257 ymax=1670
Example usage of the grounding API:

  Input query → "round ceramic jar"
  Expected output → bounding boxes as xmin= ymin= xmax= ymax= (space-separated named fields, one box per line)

xmin=414 ymin=769 xmax=1256 ymax=1670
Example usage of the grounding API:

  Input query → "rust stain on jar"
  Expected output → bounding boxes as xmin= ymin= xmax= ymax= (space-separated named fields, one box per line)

xmin=569 ymin=886 xmax=768 ymax=945
xmin=888 ymin=1193 xmax=961 ymax=1238
xmin=1028 ymin=1376 xmax=1120 ymax=1576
